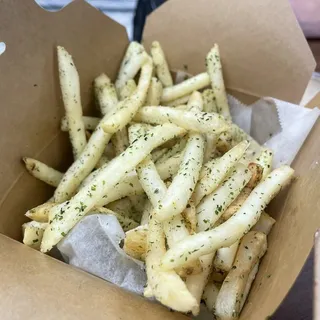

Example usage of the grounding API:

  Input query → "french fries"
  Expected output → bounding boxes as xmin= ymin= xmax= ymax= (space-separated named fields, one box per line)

xmin=102 ymin=57 xmax=153 ymax=133
xmin=115 ymin=42 xmax=147 ymax=93
xmin=57 ymin=46 xmax=86 ymax=159
xmin=206 ymin=44 xmax=231 ymax=120
xmin=161 ymin=72 xmax=210 ymax=103
xmin=22 ymin=41 xmax=295 ymax=318
xmin=22 ymin=221 xmax=48 ymax=250
xmin=145 ymin=77 xmax=163 ymax=105
xmin=154 ymin=133 xmax=205 ymax=221
xmin=41 ymin=123 xmax=186 ymax=252
xmin=215 ymin=232 xmax=267 ymax=320
xmin=23 ymin=158 xmax=63 ymax=187
xmin=150 ymin=41 xmax=173 ymax=87
xmin=134 ymin=106 xmax=229 ymax=134
xmin=160 ymin=165 xmax=294 ymax=270
xmin=61 ymin=116 xmax=100 ymax=132
xmin=193 ymin=140 xmax=250 ymax=205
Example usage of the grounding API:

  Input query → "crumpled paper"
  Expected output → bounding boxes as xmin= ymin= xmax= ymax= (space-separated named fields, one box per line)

xmin=57 ymin=214 xmax=147 ymax=295
xmin=57 ymin=92 xmax=319 ymax=317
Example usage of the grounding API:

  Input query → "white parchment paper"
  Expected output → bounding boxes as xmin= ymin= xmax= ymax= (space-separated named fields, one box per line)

xmin=57 ymin=93 xmax=319 ymax=317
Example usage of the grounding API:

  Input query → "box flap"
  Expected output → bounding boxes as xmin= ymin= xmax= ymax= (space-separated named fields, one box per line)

xmin=0 ymin=234 xmax=188 ymax=320
xmin=143 ymin=0 xmax=316 ymax=104
xmin=0 ymin=0 xmax=129 ymax=239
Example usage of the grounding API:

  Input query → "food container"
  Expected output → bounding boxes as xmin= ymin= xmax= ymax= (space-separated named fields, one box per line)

xmin=0 ymin=0 xmax=318 ymax=319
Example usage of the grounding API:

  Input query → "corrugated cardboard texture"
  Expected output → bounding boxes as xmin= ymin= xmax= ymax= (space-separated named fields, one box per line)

xmin=0 ymin=1 xmax=319 ymax=319
xmin=0 ymin=234 xmax=188 ymax=320
xmin=143 ymin=0 xmax=316 ymax=104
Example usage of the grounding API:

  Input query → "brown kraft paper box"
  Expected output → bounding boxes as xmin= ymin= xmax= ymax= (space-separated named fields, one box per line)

xmin=0 ymin=0 xmax=318 ymax=319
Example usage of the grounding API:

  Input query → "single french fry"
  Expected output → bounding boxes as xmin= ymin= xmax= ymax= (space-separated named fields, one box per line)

xmin=181 ymin=200 xmax=197 ymax=234
xmin=202 ymin=89 xmax=218 ymax=113
xmin=219 ymin=163 xmax=263 ymax=223
xmin=94 ymin=73 xmax=118 ymax=116
xmin=41 ymin=123 xmax=186 ymax=252
xmin=187 ymin=91 xmax=203 ymax=111
xmin=23 ymin=158 xmax=63 ymax=187
xmin=197 ymin=163 xmax=252 ymax=232
xmin=111 ymin=127 xmax=129 ymax=155
xmin=119 ymin=79 xmax=137 ymax=101
xmin=134 ymin=106 xmax=229 ymax=134
xmin=203 ymin=281 xmax=221 ymax=313
xmin=161 ymin=72 xmax=210 ymax=103
xmin=25 ymin=202 xmax=55 ymax=223
xmin=252 ymin=211 xmax=275 ymax=235
xmin=150 ymin=41 xmax=173 ymax=87
xmin=140 ymin=200 xmax=152 ymax=225
xmin=155 ymin=133 xmax=205 ymax=222
xmin=92 ymin=206 xmax=138 ymax=232
xmin=193 ymin=140 xmax=250 ymax=206
xmin=160 ymin=165 xmax=294 ymax=270
xmin=213 ymin=240 xmax=240 ymax=272
xmin=206 ymin=44 xmax=231 ymax=120
xmin=203 ymin=133 xmax=218 ymax=163
xmin=146 ymin=77 xmax=163 ymax=106
xmin=166 ymin=94 xmax=191 ymax=107
xmin=256 ymin=147 xmax=273 ymax=180
xmin=102 ymin=56 xmax=153 ymax=133
xmin=151 ymin=147 xmax=168 ymax=162
xmin=123 ymin=225 xmax=148 ymax=260
xmin=22 ymin=221 xmax=48 ymax=250
xmin=57 ymin=46 xmax=86 ymax=159
xmin=61 ymin=116 xmax=100 ymax=132
xmin=115 ymin=42 xmax=148 ymax=93
xmin=215 ymin=232 xmax=267 ymax=320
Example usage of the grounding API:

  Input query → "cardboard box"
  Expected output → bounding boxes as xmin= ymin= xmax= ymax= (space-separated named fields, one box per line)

xmin=0 ymin=0 xmax=318 ymax=319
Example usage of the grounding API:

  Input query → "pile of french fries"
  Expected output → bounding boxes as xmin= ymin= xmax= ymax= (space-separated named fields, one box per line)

xmin=22 ymin=41 xmax=294 ymax=319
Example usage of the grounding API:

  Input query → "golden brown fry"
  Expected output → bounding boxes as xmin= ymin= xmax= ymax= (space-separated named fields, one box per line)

xmin=25 ymin=202 xmax=55 ymax=223
xmin=123 ymin=225 xmax=148 ymax=261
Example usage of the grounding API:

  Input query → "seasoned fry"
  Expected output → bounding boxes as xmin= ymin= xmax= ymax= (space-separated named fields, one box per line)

xmin=119 ymin=79 xmax=137 ymax=101
xmin=215 ymin=232 xmax=267 ymax=320
xmin=206 ymin=44 xmax=230 ymax=120
xmin=252 ymin=211 xmax=275 ymax=235
xmin=216 ymin=131 xmax=233 ymax=154
xmin=219 ymin=163 xmax=263 ymax=223
xmin=102 ymin=57 xmax=153 ymax=134
xmin=202 ymin=88 xmax=218 ymax=113
xmin=146 ymin=77 xmax=163 ymax=106
xmin=256 ymin=147 xmax=273 ymax=180
xmin=111 ymin=127 xmax=129 ymax=155
xmin=161 ymin=72 xmax=210 ymax=103
xmin=166 ymin=94 xmax=191 ymax=107
xmin=193 ymin=140 xmax=250 ymax=206
xmin=203 ymin=281 xmax=221 ymax=313
xmin=106 ymin=198 xmax=134 ymax=219
xmin=197 ymin=163 xmax=252 ymax=232
xmin=94 ymin=73 xmax=118 ymax=115
xmin=187 ymin=91 xmax=203 ymax=111
xmin=57 ymin=46 xmax=86 ymax=159
xmin=214 ymin=240 xmax=240 ymax=272
xmin=203 ymin=134 xmax=218 ymax=163
xmin=61 ymin=116 xmax=100 ymax=132
xmin=25 ymin=202 xmax=55 ymax=223
xmin=156 ymin=137 xmax=187 ymax=164
xmin=155 ymin=133 xmax=205 ymax=222
xmin=23 ymin=158 xmax=63 ymax=188
xmin=41 ymin=123 xmax=186 ymax=252
xmin=140 ymin=201 xmax=152 ymax=225
xmin=160 ymin=165 xmax=294 ymax=270
xmin=150 ymin=41 xmax=173 ymax=87
xmin=182 ymin=200 xmax=197 ymax=234
xmin=115 ymin=42 xmax=147 ymax=93
xmin=134 ymin=106 xmax=229 ymax=135
xmin=22 ymin=221 xmax=48 ymax=250
xmin=123 ymin=225 xmax=148 ymax=260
